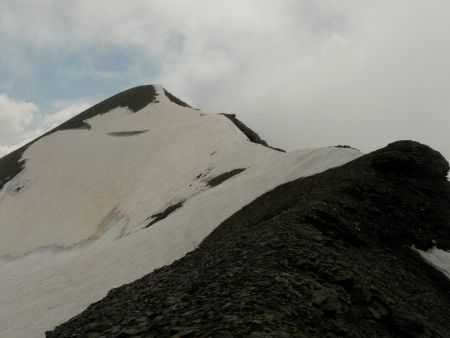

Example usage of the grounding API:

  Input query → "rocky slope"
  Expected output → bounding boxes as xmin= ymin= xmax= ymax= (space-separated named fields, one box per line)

xmin=48 ymin=141 xmax=450 ymax=338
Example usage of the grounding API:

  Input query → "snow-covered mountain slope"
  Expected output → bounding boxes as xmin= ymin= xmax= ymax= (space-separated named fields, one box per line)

xmin=0 ymin=85 xmax=361 ymax=337
xmin=48 ymin=140 xmax=450 ymax=338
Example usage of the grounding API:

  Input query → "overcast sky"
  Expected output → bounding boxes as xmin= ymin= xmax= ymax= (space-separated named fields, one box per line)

xmin=0 ymin=1 xmax=449 ymax=160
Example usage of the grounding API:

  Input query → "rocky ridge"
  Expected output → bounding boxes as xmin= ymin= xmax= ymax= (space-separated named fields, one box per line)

xmin=47 ymin=141 xmax=450 ymax=338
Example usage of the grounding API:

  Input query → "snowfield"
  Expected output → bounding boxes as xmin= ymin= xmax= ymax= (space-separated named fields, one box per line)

xmin=0 ymin=85 xmax=362 ymax=337
xmin=418 ymin=248 xmax=450 ymax=280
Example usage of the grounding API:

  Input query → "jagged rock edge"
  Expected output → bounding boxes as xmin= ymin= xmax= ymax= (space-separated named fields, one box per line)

xmin=221 ymin=113 xmax=286 ymax=152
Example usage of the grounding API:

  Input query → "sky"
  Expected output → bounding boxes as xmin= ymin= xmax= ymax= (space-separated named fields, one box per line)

xmin=0 ymin=0 xmax=449 ymax=160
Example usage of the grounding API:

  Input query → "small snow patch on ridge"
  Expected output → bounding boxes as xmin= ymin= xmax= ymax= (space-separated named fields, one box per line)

xmin=417 ymin=247 xmax=450 ymax=280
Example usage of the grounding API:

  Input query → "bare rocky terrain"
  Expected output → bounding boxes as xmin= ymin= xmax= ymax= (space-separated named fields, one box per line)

xmin=47 ymin=140 xmax=450 ymax=338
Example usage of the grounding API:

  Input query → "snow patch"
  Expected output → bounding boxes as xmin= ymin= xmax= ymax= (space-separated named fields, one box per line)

xmin=417 ymin=247 xmax=450 ymax=280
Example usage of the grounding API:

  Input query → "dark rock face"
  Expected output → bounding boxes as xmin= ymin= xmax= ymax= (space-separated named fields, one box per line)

xmin=0 ymin=85 xmax=157 ymax=190
xmin=221 ymin=114 xmax=286 ymax=152
xmin=55 ymin=85 xmax=157 ymax=131
xmin=163 ymin=89 xmax=193 ymax=108
xmin=0 ymin=149 xmax=26 ymax=191
xmin=372 ymin=141 xmax=449 ymax=180
xmin=205 ymin=168 xmax=246 ymax=188
xmin=333 ymin=145 xmax=359 ymax=151
xmin=107 ymin=130 xmax=150 ymax=137
xmin=145 ymin=201 xmax=185 ymax=228
xmin=47 ymin=141 xmax=450 ymax=338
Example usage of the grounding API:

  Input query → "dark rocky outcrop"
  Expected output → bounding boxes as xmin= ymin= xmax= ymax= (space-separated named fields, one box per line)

xmin=163 ymin=89 xmax=193 ymax=108
xmin=47 ymin=140 xmax=450 ymax=337
xmin=205 ymin=168 xmax=246 ymax=188
xmin=221 ymin=114 xmax=285 ymax=152
xmin=50 ymin=85 xmax=157 ymax=131
xmin=0 ymin=148 xmax=26 ymax=191
xmin=145 ymin=201 xmax=185 ymax=228
xmin=333 ymin=145 xmax=359 ymax=151
xmin=107 ymin=130 xmax=150 ymax=137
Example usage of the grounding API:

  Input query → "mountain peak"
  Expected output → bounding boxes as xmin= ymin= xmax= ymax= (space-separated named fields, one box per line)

xmin=372 ymin=140 xmax=449 ymax=180
xmin=0 ymin=84 xmax=284 ymax=193
xmin=12 ymin=84 xmax=450 ymax=337
xmin=53 ymin=84 xmax=193 ymax=132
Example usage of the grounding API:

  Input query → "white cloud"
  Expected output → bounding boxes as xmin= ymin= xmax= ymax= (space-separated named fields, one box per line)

xmin=1 ymin=1 xmax=450 ymax=159
xmin=0 ymin=94 xmax=38 ymax=137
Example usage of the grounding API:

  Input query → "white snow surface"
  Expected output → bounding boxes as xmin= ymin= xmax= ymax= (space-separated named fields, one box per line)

xmin=0 ymin=85 xmax=362 ymax=337
xmin=417 ymin=247 xmax=450 ymax=280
